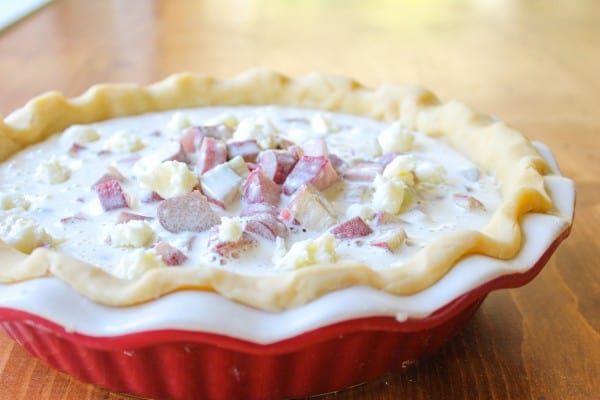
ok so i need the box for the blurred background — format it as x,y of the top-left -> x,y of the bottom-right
0,0 -> 598,181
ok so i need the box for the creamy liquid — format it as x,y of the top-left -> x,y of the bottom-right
0,106 -> 501,277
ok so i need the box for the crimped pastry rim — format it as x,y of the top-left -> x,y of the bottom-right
0,69 -> 556,311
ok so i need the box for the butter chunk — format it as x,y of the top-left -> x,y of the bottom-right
277,234 -> 337,270
233,117 -> 277,149
114,248 -> 165,280
345,203 -> 375,221
208,113 -> 239,129
378,122 -> 414,152
139,160 -> 198,199
166,112 -> 191,135
369,227 -> 407,253
372,175 -> 407,215
310,113 -> 338,133
63,125 -> 100,144
357,134 -> 382,158
382,154 -> 416,186
35,159 -> 71,184
218,217 -> 244,243
106,220 -> 155,248
414,161 -> 447,184
103,130 -> 144,153
0,193 -> 30,211
0,215 -> 53,253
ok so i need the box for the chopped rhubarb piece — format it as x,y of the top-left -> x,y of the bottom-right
92,166 -> 127,188
116,211 -> 152,224
207,228 -> 255,257
185,236 -> 197,251
242,169 -> 281,206
225,155 -> 250,177
282,184 -> 336,231
227,140 -> 261,162
60,213 -> 86,224
302,138 -> 328,157
244,213 -> 288,240
255,149 -> 299,185
282,156 -> 339,195
117,154 -> 141,166
200,164 -> 242,206
245,220 -> 275,240
279,208 -> 297,225
68,143 -> 86,156
343,162 -> 383,182
282,117 -> 309,124
195,137 -> 228,174
330,217 -> 373,239
95,179 -> 129,211
157,191 -> 219,233
376,153 -> 401,167
328,153 -> 346,170
155,242 -> 187,266
164,144 -> 191,164
240,202 -> 279,217
205,196 -> 226,210
402,205 -> 432,223
107,165 -> 127,180
275,137 -> 296,149
142,191 -> 164,203
453,193 -> 486,211
288,145 -> 304,160
180,128 -> 201,153
180,125 -> 230,153
369,228 -> 407,252
372,211 -> 402,226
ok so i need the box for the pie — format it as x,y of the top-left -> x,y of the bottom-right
0,69 -> 554,311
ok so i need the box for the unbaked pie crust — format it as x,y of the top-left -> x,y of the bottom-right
0,69 -> 552,311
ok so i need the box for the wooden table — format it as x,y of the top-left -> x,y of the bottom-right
0,1 -> 598,399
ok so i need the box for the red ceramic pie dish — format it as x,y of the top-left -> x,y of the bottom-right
0,234 -> 568,400
0,224 -> 572,399
0,124 -> 574,400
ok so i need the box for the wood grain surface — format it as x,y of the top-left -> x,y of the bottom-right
0,0 -> 598,399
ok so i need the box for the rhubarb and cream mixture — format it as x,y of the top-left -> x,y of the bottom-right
0,106 -> 501,279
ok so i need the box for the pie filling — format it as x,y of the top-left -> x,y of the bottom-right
0,106 -> 501,279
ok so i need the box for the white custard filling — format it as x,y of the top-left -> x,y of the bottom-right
0,106 -> 501,279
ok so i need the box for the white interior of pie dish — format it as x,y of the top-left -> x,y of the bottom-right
0,142 -> 574,344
